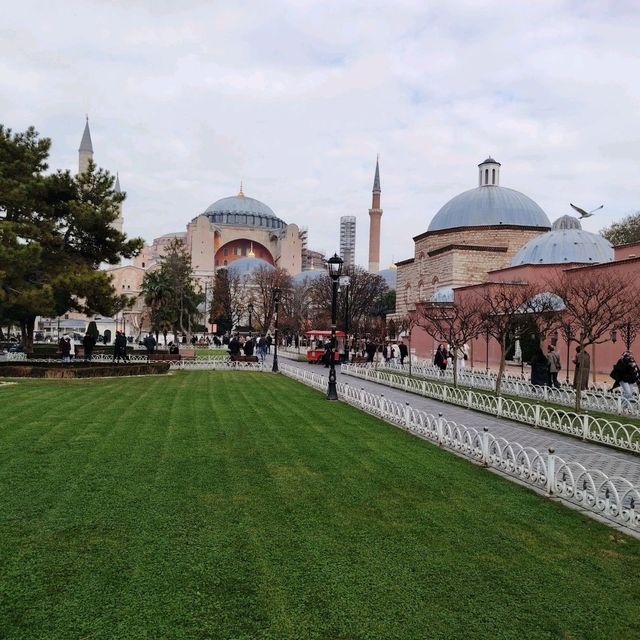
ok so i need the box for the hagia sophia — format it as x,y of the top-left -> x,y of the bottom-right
50,118 -> 640,378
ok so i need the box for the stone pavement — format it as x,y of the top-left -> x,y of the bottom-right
272,352 -> 640,486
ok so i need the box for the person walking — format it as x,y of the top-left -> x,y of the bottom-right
257,335 -> 267,362
82,331 -> 96,362
59,335 -> 71,363
572,346 -> 591,390
243,336 -> 254,357
610,352 -> 639,402
266,334 -> 272,354
398,341 -> 408,366
530,346 -> 550,386
143,333 -> 156,361
434,344 -> 448,372
229,334 -> 241,358
546,344 -> 561,388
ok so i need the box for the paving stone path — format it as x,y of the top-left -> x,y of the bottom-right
274,353 -> 640,486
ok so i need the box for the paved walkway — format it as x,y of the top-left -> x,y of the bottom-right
273,352 -> 640,486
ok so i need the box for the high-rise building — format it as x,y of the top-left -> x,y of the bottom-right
339,215 -> 356,269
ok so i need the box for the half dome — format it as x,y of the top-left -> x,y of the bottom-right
428,186 -> 550,232
227,257 -> 275,276
292,269 -> 325,285
511,216 -> 614,266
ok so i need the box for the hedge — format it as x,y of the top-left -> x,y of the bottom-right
0,362 -> 171,378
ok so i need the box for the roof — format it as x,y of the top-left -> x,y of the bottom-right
79,118 -> 93,153
373,156 -> 381,192
427,185 -> 550,232
226,257 -> 275,276
511,216 -> 614,266
292,269 -> 325,285
205,194 -> 286,229
478,157 -> 501,166
377,268 -> 396,288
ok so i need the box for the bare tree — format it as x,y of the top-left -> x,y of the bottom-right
478,282 -> 559,397
251,266 -> 291,333
416,293 -> 485,388
396,312 -> 418,376
309,266 -> 388,337
549,270 -> 637,412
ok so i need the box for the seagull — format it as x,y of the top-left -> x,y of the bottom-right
570,203 -> 604,219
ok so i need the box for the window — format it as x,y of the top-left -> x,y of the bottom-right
223,247 -> 228,256
492,168 -> 496,184
233,247 -> 239,256
485,168 -> 489,184
141,262 -> 145,268
241,246 -> 247,256
223,259 -> 227,266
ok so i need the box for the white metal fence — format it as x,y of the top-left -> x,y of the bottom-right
280,363 -> 640,534
341,364 -> 640,455
380,361 -> 637,417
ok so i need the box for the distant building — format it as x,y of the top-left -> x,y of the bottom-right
340,216 -> 356,269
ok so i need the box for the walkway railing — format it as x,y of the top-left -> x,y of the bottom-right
341,364 -> 640,455
280,363 -> 640,534
377,361 -> 635,417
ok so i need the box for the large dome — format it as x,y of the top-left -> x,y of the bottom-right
204,192 -> 286,229
428,186 -> 550,232
511,216 -> 614,266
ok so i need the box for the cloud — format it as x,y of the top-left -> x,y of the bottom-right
1,0 -> 639,269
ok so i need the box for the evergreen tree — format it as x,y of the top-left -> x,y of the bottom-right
0,125 -> 143,351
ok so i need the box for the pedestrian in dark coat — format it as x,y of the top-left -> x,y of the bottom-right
82,332 -> 96,361
365,341 -> 376,363
530,347 -> 550,386
398,341 -> 408,365
60,336 -> 72,363
434,345 -> 448,371
229,335 -> 241,356
243,337 -> 254,356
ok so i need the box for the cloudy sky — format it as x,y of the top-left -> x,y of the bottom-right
2,0 -> 639,268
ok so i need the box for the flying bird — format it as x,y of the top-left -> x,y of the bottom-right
570,203 -> 604,219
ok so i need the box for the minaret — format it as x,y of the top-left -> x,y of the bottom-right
368,156 -> 382,272
113,173 -> 124,234
78,116 -> 93,174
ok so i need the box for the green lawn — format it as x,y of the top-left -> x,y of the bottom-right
0,372 -> 639,640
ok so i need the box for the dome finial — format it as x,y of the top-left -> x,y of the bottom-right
238,180 -> 245,197
248,241 -> 255,257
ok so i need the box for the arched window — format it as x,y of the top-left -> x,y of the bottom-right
492,168 -> 496,184
485,168 -> 489,184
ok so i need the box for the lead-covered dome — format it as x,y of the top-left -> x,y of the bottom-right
227,257 -> 275,276
511,215 -> 614,266
427,158 -> 550,232
204,190 -> 286,229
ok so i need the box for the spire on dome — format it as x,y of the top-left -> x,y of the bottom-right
373,155 -> 381,193
79,116 -> 93,153
238,181 -> 245,197
248,241 -> 255,257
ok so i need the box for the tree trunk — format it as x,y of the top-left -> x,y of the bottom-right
20,316 -> 35,354
495,336 -> 507,397
574,342 -> 584,413
452,346 -> 459,388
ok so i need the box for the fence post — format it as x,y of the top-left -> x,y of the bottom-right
404,402 -> 411,430
534,404 -> 541,427
482,427 -> 490,466
437,413 -> 444,446
546,447 -> 556,495
442,385 -> 448,402
360,387 -> 365,409
467,390 -> 472,408
582,414 -> 590,441
497,396 -> 503,417
543,386 -> 548,402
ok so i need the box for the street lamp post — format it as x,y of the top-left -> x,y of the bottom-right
327,254 -> 343,400
248,302 -> 254,336
339,275 -> 351,363
271,289 -> 281,373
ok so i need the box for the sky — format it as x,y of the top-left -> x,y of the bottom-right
2,0 -> 640,268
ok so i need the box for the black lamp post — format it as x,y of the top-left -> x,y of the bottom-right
271,288 -> 281,373
340,275 -> 351,363
327,253 -> 343,400
247,302 -> 254,336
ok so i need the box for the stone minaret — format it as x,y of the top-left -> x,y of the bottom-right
78,116 -> 93,174
368,156 -> 382,272
113,173 -> 124,234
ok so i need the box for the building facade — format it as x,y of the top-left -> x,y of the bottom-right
340,216 -> 356,269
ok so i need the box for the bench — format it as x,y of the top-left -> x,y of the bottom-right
230,355 -> 259,363
351,355 -> 368,364
150,353 -> 182,362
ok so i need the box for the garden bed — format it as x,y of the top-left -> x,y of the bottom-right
0,361 -> 170,378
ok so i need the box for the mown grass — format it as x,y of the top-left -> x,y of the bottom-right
0,371 -> 639,639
